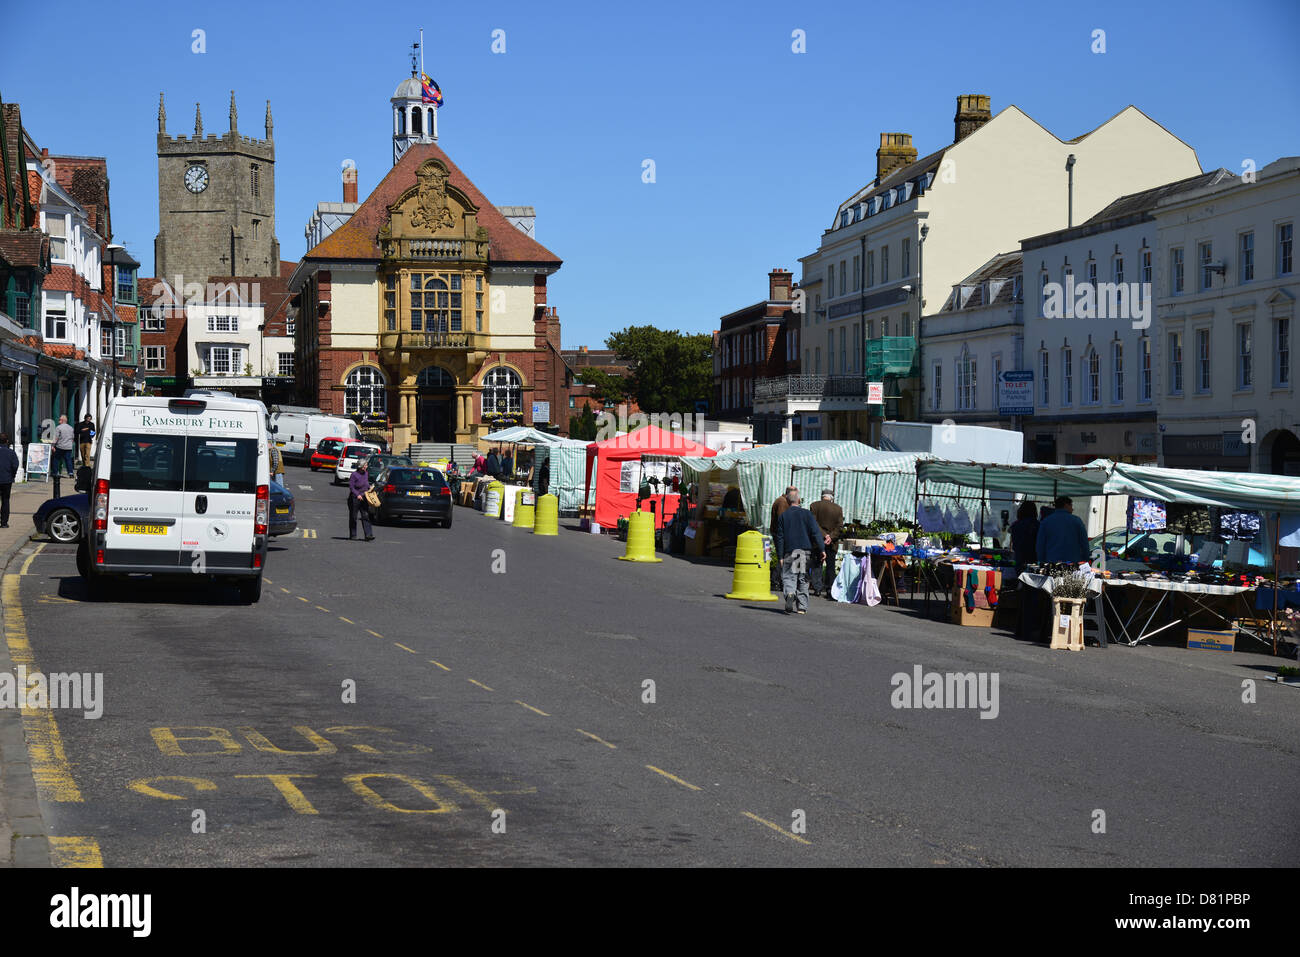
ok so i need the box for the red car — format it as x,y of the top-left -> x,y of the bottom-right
309,437 -> 348,471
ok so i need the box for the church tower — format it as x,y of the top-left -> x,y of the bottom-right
391,66 -> 439,165
155,91 -> 280,284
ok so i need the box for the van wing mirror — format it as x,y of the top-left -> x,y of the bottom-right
74,465 -> 93,494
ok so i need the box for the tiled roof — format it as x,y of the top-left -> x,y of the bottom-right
1083,169 -> 1234,225
204,274 -> 288,306
26,170 -> 42,217
940,251 -> 1022,312
279,259 -> 297,277
42,342 -> 84,360
0,230 -> 45,269
834,147 -> 947,225
303,143 -> 561,266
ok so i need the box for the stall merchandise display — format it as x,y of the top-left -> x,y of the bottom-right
1127,498 -> 1167,532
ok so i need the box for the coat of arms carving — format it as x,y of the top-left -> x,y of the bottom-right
409,161 -> 458,231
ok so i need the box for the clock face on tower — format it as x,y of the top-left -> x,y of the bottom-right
184,165 -> 209,193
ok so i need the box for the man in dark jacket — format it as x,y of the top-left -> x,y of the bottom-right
0,434 -> 20,529
484,448 -> 502,478
1036,495 -> 1089,563
769,485 -> 798,587
808,489 -> 843,598
774,489 -> 825,614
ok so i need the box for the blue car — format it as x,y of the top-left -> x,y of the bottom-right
269,479 -> 297,537
33,491 -> 90,543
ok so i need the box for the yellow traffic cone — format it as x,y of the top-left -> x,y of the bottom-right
617,511 -> 662,563
725,530 -> 779,601
512,489 -> 535,528
533,494 -> 559,535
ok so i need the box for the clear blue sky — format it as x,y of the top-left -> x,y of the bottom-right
4,0 -> 1297,349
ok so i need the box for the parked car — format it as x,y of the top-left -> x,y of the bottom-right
33,491 -> 90,543
269,480 -> 297,537
333,442 -> 383,485
371,467 -> 453,527
310,437 -> 348,472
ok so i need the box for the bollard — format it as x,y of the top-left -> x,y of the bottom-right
512,489 -> 535,529
617,511 -> 662,563
533,494 -> 559,536
483,481 -> 504,518
725,530 -> 779,601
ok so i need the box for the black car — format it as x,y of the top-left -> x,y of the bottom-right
269,479 -> 297,537
33,491 -> 90,543
372,467 -> 453,527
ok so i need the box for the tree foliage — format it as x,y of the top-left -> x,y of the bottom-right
604,325 -> 713,414
576,367 -> 628,405
568,405 -> 598,441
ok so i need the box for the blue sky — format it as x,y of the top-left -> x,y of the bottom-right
4,0 -> 1297,348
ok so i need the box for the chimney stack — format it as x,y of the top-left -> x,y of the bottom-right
954,94 -> 992,143
876,133 -> 918,182
343,163 -> 358,204
768,268 -> 792,301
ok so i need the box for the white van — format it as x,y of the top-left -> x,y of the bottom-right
77,395 -> 270,603
271,410 -> 363,462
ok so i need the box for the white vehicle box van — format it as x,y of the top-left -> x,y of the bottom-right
78,395 -> 270,603
271,411 -> 363,462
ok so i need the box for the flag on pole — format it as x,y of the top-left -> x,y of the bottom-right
421,74 -> 443,107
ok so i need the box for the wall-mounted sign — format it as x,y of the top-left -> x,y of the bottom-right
867,382 -> 884,404
998,370 -> 1035,416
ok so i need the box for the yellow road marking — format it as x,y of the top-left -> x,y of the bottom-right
742,811 -> 811,845
296,596 -> 310,603
234,773 -> 319,815
467,678 -> 494,692
339,616 -> 355,625
38,595 -> 76,604
19,543 -> 46,576
394,643 -> 416,654
264,577 -> 273,584
576,729 -> 617,749
49,836 -> 103,868
514,700 -> 550,717
2,574 -> 83,802
645,765 -> 701,791
429,660 -> 450,671
280,587 -> 290,593
314,605 -> 330,612
367,630 -> 383,639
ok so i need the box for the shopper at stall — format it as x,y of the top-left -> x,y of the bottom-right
1036,495 -> 1089,563
775,489 -> 825,615
769,485 -> 799,587
809,489 -> 843,598
485,448 -> 503,478
1010,501 -> 1040,572
472,451 -> 487,475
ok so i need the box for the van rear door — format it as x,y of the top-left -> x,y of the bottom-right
104,433 -> 185,560
180,429 -> 262,571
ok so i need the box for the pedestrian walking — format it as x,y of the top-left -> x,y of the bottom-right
53,415 -> 76,477
774,489 -> 824,614
347,460 -> 375,541
808,488 -> 844,598
0,433 -> 20,529
75,414 -> 95,467
769,485 -> 798,588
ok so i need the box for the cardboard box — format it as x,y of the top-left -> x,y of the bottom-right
951,604 -> 995,627
1188,628 -> 1236,652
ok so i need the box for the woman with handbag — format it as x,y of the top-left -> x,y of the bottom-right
347,460 -> 376,541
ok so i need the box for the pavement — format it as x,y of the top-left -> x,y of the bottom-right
0,477 -> 66,867
2,465 -> 1298,867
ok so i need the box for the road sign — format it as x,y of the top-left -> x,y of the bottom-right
867,382 -> 884,404
998,370 -> 1034,416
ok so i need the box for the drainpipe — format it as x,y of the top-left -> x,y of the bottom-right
1065,154 -> 1076,228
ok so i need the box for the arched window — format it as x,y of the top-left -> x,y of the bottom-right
411,107 -> 422,135
426,108 -> 434,133
345,365 -> 387,416
482,366 -> 522,415
397,109 -> 406,135
417,366 -> 455,388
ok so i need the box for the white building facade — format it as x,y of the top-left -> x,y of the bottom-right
1152,157 -> 1299,475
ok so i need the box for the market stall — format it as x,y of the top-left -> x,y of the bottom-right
584,426 -> 715,531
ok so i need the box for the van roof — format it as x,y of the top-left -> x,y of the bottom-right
108,395 -> 268,414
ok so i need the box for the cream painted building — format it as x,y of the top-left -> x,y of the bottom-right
783,94 -> 1204,444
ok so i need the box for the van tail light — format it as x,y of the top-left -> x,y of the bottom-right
94,478 -> 109,530
255,484 -> 269,535
95,549 -> 104,565
253,552 -> 262,569
304,432 -> 310,450
384,484 -> 396,494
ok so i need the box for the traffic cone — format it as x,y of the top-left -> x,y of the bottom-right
512,489 -> 535,529
617,511 -> 662,563
533,494 -> 558,536
725,530 -> 778,601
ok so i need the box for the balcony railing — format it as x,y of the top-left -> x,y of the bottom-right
753,374 -> 868,400
380,238 -> 488,261
380,331 -> 484,351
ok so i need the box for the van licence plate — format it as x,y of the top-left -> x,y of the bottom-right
122,524 -> 167,535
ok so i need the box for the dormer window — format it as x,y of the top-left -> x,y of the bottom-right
115,266 -> 137,304
959,285 -> 976,308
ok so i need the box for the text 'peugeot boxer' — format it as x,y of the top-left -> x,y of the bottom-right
78,395 -> 270,603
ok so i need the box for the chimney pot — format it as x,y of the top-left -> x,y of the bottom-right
954,94 -> 992,143
342,164 -> 358,204
876,133 -> 918,182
